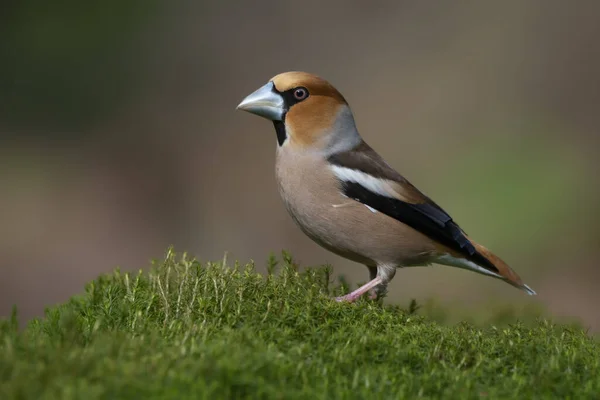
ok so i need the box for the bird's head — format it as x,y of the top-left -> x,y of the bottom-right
237,71 -> 361,153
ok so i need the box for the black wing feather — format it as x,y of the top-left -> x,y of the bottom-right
341,181 -> 498,272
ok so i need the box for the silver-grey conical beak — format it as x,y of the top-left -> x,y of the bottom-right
236,81 -> 284,121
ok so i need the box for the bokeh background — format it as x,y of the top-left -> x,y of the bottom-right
2,1 -> 599,330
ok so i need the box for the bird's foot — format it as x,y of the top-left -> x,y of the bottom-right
334,276 -> 383,303
335,293 -> 361,303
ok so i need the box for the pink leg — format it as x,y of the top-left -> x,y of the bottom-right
335,276 -> 383,303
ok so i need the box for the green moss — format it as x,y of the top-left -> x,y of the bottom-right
1,248 -> 598,399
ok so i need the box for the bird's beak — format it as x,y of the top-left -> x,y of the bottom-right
236,81 -> 284,121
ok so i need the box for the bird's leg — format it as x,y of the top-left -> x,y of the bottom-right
367,266 -> 379,300
335,276 -> 383,303
369,265 -> 397,301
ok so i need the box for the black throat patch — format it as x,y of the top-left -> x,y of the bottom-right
273,120 -> 286,146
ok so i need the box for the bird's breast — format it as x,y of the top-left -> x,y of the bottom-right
274,150 -> 338,232
274,150 -> 360,257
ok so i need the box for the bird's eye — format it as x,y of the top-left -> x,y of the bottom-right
293,87 -> 308,101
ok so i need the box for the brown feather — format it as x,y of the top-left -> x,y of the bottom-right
285,97 -> 342,148
271,71 -> 347,102
434,237 -> 529,293
467,238 -> 526,288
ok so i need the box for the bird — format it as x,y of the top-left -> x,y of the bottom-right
236,71 -> 536,302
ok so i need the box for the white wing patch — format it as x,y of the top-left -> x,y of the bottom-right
331,201 -> 378,213
330,165 -> 408,201
331,202 -> 353,209
364,204 -> 378,213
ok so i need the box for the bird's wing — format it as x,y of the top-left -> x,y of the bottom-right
327,141 -> 498,274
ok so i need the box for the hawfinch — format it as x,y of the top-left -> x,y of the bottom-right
236,71 -> 536,302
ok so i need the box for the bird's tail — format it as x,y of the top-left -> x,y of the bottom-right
469,240 -> 537,296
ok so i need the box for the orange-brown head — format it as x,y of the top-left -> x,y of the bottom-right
237,72 -> 361,152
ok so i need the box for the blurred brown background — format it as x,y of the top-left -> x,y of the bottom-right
1,1 -> 599,330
